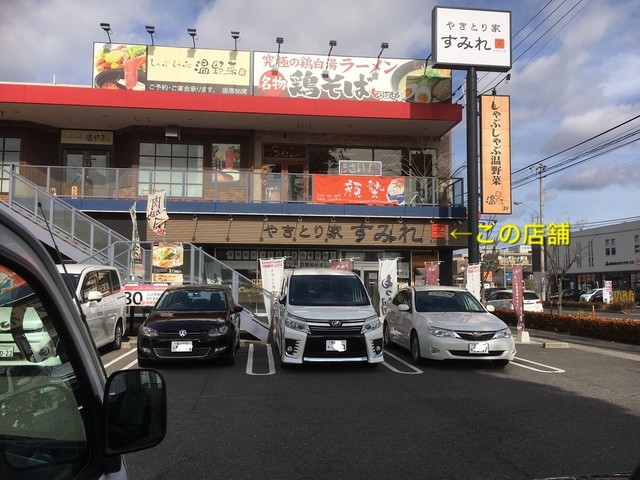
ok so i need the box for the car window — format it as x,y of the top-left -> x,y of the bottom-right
0,262 -> 94,477
288,274 -> 369,306
155,289 -> 228,311
523,292 -> 540,300
415,290 -> 485,313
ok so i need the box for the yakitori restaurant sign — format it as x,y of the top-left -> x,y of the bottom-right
92,43 -> 251,94
432,6 -> 512,72
253,51 -> 451,103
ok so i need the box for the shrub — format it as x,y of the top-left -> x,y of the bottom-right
493,308 -> 640,346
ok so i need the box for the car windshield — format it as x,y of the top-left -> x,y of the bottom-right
414,290 -> 486,313
523,292 -> 540,301
155,289 -> 228,311
288,274 -> 369,306
585,289 -> 599,294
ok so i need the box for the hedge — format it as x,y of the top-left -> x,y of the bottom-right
492,308 -> 640,346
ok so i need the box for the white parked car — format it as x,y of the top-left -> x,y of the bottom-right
56,264 -> 127,350
384,286 -> 516,366
485,289 -> 544,312
579,288 -> 603,302
275,268 -> 383,366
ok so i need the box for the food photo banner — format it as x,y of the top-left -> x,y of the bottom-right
93,43 -> 251,94
253,52 -> 451,103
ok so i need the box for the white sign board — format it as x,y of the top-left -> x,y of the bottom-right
432,6 -> 512,72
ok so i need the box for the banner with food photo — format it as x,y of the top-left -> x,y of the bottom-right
212,144 -> 241,182
151,242 -> 184,284
253,52 -> 451,103
313,175 -> 406,205
93,43 -> 148,90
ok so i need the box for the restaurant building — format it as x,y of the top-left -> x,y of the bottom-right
0,41 -> 467,299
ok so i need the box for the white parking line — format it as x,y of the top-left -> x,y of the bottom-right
382,351 -> 423,374
246,343 -> 276,375
103,348 -> 137,368
511,356 -> 565,373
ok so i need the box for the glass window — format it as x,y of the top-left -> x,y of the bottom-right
137,142 -> 204,198
0,263 -> 92,476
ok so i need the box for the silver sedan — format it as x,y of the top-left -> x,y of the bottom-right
383,285 -> 516,366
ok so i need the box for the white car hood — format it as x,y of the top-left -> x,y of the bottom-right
286,305 -> 376,321
417,311 -> 508,331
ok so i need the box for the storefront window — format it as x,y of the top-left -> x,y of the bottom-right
0,137 -> 21,193
138,143 -> 203,197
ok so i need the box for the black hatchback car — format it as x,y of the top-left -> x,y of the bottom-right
137,285 -> 243,366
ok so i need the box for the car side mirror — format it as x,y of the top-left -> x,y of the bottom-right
398,304 -> 410,312
104,369 -> 167,455
87,291 -> 103,302
234,305 -> 244,313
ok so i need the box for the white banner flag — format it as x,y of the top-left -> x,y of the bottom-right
465,263 -> 481,301
378,259 -> 397,319
146,190 -> 169,236
260,258 -> 285,324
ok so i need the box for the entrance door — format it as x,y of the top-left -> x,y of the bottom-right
64,150 -> 110,196
263,161 -> 308,202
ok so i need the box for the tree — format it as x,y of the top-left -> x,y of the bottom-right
545,243 -> 587,314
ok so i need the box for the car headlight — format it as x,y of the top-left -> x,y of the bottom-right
208,325 -> 230,337
493,328 -> 512,339
361,315 -> 381,334
284,313 -> 310,334
428,325 -> 454,338
141,326 -> 158,338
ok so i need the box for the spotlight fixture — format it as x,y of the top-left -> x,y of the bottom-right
373,42 -> 389,79
231,31 -> 240,50
100,22 -> 112,43
145,25 -> 156,46
323,40 -> 337,79
490,73 -> 512,95
187,28 -> 197,48
273,37 -> 284,73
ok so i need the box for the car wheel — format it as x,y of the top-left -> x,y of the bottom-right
222,341 -> 236,366
409,331 -> 422,365
112,321 -> 123,351
383,322 -> 392,348
137,356 -> 152,368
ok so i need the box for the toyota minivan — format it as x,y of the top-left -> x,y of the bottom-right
274,268 -> 383,366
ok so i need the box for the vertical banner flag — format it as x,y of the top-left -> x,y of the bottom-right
129,202 -> 144,278
146,190 -> 169,237
424,262 -> 440,286
465,263 -> 481,301
260,257 -> 285,325
511,264 -> 524,331
329,259 -> 353,271
378,259 -> 397,319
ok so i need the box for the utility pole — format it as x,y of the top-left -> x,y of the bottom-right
537,164 -> 546,300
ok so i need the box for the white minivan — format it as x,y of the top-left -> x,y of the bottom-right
56,264 -> 127,350
274,267 -> 384,366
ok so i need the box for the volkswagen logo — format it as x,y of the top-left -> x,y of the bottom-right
178,329 -> 188,337
330,320 -> 342,327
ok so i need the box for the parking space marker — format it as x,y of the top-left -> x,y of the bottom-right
511,356 -> 565,373
246,343 -> 276,375
382,351 -> 423,374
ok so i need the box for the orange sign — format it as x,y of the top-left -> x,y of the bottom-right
480,95 -> 511,214
313,175 -> 406,205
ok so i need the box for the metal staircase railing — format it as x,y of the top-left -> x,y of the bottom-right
0,167 -> 271,341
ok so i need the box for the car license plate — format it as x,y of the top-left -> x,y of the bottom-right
326,340 -> 347,352
171,341 -> 193,352
0,345 -> 14,358
468,342 -> 489,354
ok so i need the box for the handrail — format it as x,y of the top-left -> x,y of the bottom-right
13,165 -> 465,207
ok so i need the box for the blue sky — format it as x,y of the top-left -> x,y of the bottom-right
1,0 -> 639,232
